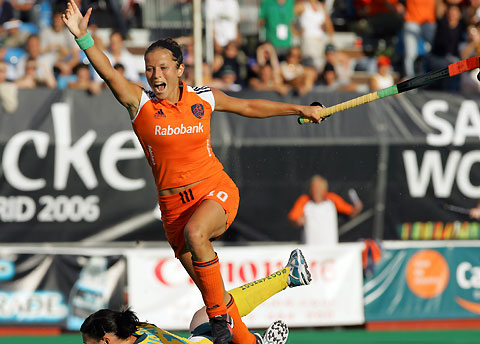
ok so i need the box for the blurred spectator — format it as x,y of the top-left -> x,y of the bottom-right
211,41 -> 247,86
68,62 -> 101,94
248,42 -> 289,94
460,24 -> 480,59
317,62 -> 339,90
219,65 -> 242,91
294,0 -> 335,71
0,0 -> 15,28
279,46 -> 317,95
429,3 -> 465,90
10,0 -> 36,23
0,60 -> 18,113
15,34 -> 54,81
459,23 -> 480,92
248,42 -> 281,78
317,61 -> 356,91
288,175 -> 363,246
176,35 -> 194,68
221,41 -> 247,84
443,0 -> 467,7
369,55 -> 395,91
205,0 -> 241,53
185,60 -> 214,86
354,0 -> 403,39
249,63 -> 290,95
258,0 -> 296,58
211,51 -> 224,79
40,8 -> 79,77
15,56 -> 56,88
210,64 -> 242,91
2,19 -> 29,48
354,0 -> 403,64
202,61 -> 213,85
87,23 -> 105,52
466,0 -> 480,25
78,0 -> 129,38
122,0 -> 142,28
324,43 -> 356,89
95,31 -> 140,83
398,0 -> 438,78
114,61 -> 145,87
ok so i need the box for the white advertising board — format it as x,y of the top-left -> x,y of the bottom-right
126,244 -> 364,330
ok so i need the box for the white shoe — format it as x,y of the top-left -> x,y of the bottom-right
254,320 -> 289,344
286,248 -> 312,287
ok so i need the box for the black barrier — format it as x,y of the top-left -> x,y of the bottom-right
0,90 -> 162,242
222,145 -> 378,242
1,89 -> 480,242
0,252 -> 126,329
386,145 -> 480,240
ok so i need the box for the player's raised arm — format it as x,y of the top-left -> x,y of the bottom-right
62,0 -> 141,117
211,88 -> 323,122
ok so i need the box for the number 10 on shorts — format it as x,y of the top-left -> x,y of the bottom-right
207,190 -> 228,202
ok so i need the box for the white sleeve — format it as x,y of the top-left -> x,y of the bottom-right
132,89 -> 151,122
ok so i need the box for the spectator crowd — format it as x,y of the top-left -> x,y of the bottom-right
0,0 -> 480,114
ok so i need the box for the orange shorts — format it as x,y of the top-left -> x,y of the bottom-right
158,170 -> 240,258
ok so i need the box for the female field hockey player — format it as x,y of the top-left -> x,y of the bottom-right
80,249 -> 311,344
62,2 -> 320,343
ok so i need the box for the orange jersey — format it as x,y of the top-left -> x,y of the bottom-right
131,81 -> 224,191
288,192 -> 354,221
404,0 -> 436,24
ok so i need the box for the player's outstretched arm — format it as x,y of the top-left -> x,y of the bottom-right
211,88 -> 323,122
62,0 -> 141,117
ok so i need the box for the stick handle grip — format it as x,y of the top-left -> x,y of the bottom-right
298,91 -> 380,124
297,57 -> 480,125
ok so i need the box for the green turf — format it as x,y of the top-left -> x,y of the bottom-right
1,329 -> 480,344
287,329 -> 480,344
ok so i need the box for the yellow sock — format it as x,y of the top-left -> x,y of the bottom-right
228,267 -> 289,317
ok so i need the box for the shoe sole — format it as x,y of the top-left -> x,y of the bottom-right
263,320 -> 289,344
288,249 -> 312,286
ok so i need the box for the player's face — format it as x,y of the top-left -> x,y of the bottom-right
82,333 -> 124,344
310,178 -> 327,203
145,48 -> 184,101
81,334 -> 102,344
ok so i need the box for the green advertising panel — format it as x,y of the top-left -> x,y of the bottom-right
364,245 -> 480,320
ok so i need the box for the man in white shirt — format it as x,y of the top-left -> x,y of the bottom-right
94,31 -> 140,83
205,0 -> 241,51
288,175 -> 363,246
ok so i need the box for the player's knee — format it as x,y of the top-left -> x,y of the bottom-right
184,223 -> 209,249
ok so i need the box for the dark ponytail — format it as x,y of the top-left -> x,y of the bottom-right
80,309 -> 140,340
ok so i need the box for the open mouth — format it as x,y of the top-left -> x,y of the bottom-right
154,82 -> 166,93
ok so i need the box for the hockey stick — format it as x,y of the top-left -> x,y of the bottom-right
443,203 -> 471,215
298,56 -> 480,124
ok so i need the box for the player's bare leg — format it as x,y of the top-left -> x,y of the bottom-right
182,200 -> 256,344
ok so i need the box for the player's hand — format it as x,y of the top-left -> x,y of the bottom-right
298,102 -> 326,123
296,216 -> 305,227
62,0 -> 92,39
355,200 -> 363,212
470,207 -> 480,219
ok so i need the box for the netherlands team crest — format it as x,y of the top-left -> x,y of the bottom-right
191,103 -> 204,119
